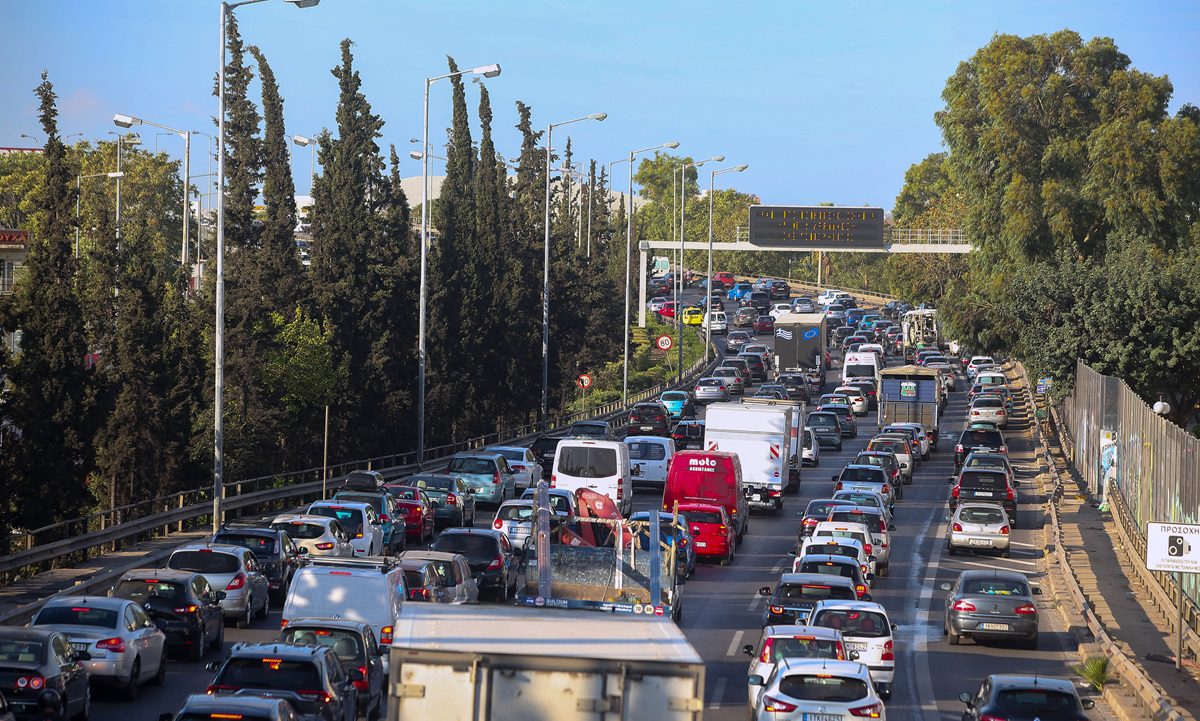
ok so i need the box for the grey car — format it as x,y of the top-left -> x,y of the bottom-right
943,569 -> 1040,648
693,377 -> 731,404
807,412 -> 843,451
712,367 -> 745,395
408,473 -> 478,528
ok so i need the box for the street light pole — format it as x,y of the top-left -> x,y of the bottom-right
418,63 -> 501,460
676,156 -> 723,381
706,164 -> 748,363
114,114 -> 192,266
542,112 -> 606,430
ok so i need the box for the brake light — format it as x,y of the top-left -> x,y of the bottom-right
616,483 -> 624,500
849,701 -> 883,717
759,637 -> 774,662
206,684 -> 239,694
174,605 -> 199,614
971,411 -> 980,416
834,482 -> 843,491
225,573 -> 246,591
511,464 -> 525,472
803,517 -> 818,527
951,485 -> 960,499
15,674 -> 46,690
763,695 -> 798,713
315,542 -> 334,550
1006,485 -> 1015,501
355,532 -> 363,539
549,474 -> 556,487
493,519 -> 503,530
953,522 -> 963,532
486,556 -> 504,571
881,638 -> 894,661
863,543 -> 872,555
97,633 -> 125,652
951,600 -> 977,612
855,584 -> 867,598
997,409 -> 1005,415
999,445 -> 1008,454
379,515 -> 389,522
298,690 -> 333,704
379,625 -> 393,644
769,605 -> 785,614
280,619 -> 289,628
353,665 -> 369,692
956,444 -> 964,453
881,484 -> 890,495
446,493 -> 458,505
1015,603 -> 1037,615
1000,525 -> 1010,535
979,715 -> 1008,721
491,472 -> 500,484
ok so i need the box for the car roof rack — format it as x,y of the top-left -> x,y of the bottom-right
300,556 -> 400,571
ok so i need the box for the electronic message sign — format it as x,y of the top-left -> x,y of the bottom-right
748,206 -> 885,249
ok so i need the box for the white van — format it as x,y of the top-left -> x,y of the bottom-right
280,557 -> 406,672
704,311 -> 728,334
625,436 -> 675,487
842,351 -> 881,387
551,439 -> 632,516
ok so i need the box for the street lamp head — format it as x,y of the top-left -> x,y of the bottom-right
472,63 -> 502,78
736,164 -> 749,172
711,155 -> 726,163
283,0 -> 320,8
588,113 -> 608,122
112,113 -> 138,129
409,150 -> 423,161
664,141 -> 680,149
292,134 -> 314,147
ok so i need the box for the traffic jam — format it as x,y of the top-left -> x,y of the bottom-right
0,277 -> 1098,721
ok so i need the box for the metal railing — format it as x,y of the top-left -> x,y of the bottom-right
1,336 -> 719,581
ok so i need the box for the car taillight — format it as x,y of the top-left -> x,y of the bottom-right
881,638 -> 894,661
616,484 -> 623,500
174,604 -> 199,614
379,515 -> 389,522
549,474 -> 556,487
1006,486 -> 1015,501
834,482 -> 843,491
881,484 -> 890,495
225,573 -> 247,591
863,543 -> 872,555
379,625 -> 393,644
951,600 -> 977,612
353,666 -> 369,692
511,464 -> 525,472
298,690 -> 333,704
280,619 -> 289,628
769,605 -> 785,614
997,409 -> 1005,415
759,637 -> 775,662
956,444 -> 964,453
979,715 -> 1008,721
207,684 -> 239,694
315,542 -> 334,550
15,675 -> 46,690
493,519 -> 503,530
971,411 -> 980,416
803,518 -> 818,527
1000,525 -> 1010,535
953,522 -> 963,532
768,489 -> 781,497
855,584 -> 867,598
97,637 -> 126,653
491,472 -> 500,484
849,701 -> 883,718
486,556 -> 503,570
1015,603 -> 1038,615
446,493 -> 458,505
763,695 -> 798,713
1000,445 -> 1008,454
878,520 -> 887,532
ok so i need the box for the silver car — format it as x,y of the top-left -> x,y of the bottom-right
693,376 -> 731,404
167,544 -> 271,627
271,513 -> 355,558
946,502 -> 1012,556
969,395 -> 1009,429
399,550 -> 480,604
484,445 -> 543,491
492,500 -> 535,551
32,596 -> 166,698
944,569 -> 1040,648
712,367 -> 745,395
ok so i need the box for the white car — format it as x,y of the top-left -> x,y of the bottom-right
306,500 -> 385,557
769,302 -> 793,320
748,658 -> 886,720
742,625 -> 849,710
824,506 -> 893,574
271,513 -> 355,558
946,502 -> 1012,556
484,445 -> 543,491
831,489 -> 891,525
32,596 -> 167,699
796,535 -> 877,578
883,423 -> 931,458
966,355 -> 995,380
647,296 -> 667,313
834,385 -> 868,416
704,311 -> 728,334
801,428 -> 820,467
809,600 -> 897,700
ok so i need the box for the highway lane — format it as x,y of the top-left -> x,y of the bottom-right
85,287 -> 1099,721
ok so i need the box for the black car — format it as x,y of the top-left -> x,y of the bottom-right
794,554 -> 872,598
212,524 -> 303,605
768,280 -> 790,299
670,420 -> 705,450
745,291 -> 771,312
949,468 -> 1019,519
954,425 -> 1009,469
206,643 -> 357,721
0,628 -> 91,721
776,373 -> 811,402
628,403 -> 671,436
737,353 -> 768,382
959,674 -> 1094,721
832,325 -> 856,344
430,528 -> 519,601
725,330 -> 752,353
112,569 -> 226,660
529,435 -> 564,469
567,420 -> 616,440
798,498 -> 842,539
758,573 -> 859,626
807,412 -> 843,451
279,620 -> 385,721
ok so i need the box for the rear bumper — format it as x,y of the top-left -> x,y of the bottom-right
949,612 -> 1037,639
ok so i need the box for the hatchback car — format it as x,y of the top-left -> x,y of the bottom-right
809,600 -> 897,699
738,352 -> 769,381
792,555 -> 872,600
445,452 -> 518,506
677,503 -> 736,565
777,373 -> 811,402
430,528 -> 519,601
491,500 -> 537,552
270,514 -> 355,558
947,503 -> 1013,556
742,625 -> 850,709
959,674 -> 1095,720
725,330 -> 752,352
806,412 -> 843,451
483,445 -> 543,491
821,403 -> 858,438
306,501 -> 385,557
111,569 -> 225,660
381,486 -> 437,543
833,385 -> 868,416
277,619 -> 384,721
853,451 -> 902,489
398,550 -> 480,604
943,569 -> 1040,648
167,544 -> 271,628
0,628 -> 91,721
693,377 -> 730,404
407,473 -> 478,528
747,658 -> 884,721
628,402 -> 671,436
712,367 -> 745,395
205,642 -> 357,721
212,524 -> 305,603
658,391 -> 695,420
32,597 -> 166,699
752,315 -> 775,335
831,465 -> 896,507
796,536 -> 876,578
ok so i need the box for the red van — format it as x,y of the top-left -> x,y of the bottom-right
662,451 -> 748,540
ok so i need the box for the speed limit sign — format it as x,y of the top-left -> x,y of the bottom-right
655,334 -> 673,351
576,374 -> 593,390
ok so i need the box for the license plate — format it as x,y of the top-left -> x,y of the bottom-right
973,491 -> 993,497
803,714 -> 841,721
71,642 -> 90,652
978,623 -> 1009,631
752,494 -> 762,501
640,425 -> 653,431
969,538 -> 991,546
695,541 -> 707,548
845,641 -> 868,651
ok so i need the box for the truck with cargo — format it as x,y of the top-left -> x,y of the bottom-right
901,307 -> 941,362
773,312 -> 828,389
703,401 -> 793,511
387,604 -> 705,721
741,396 -> 805,492
878,365 -> 941,446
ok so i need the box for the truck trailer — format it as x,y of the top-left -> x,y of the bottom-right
703,401 -> 793,511
878,365 -> 941,447
773,312 -> 828,388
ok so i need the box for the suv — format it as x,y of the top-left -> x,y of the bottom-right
768,280 -> 790,299
112,568 -> 226,660
949,468 -> 1020,520
431,528 -> 519,601
567,420 -> 616,440
529,435 -> 564,470
628,402 -> 671,436
954,425 -> 1009,470
212,524 -> 305,604
277,619 -> 384,721
205,643 -> 358,721
167,543 -> 271,628
737,352 -> 768,382
670,420 -> 705,450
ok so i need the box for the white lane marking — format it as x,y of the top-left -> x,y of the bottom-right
952,557 -> 1037,570
747,594 -> 764,613
904,497 -> 947,721
1009,540 -> 1040,548
707,676 -> 728,708
771,559 -> 786,574
726,630 -> 745,657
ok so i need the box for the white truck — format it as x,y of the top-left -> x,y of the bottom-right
387,604 -> 705,721
703,401 -> 793,512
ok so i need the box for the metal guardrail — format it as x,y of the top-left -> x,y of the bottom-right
1,338 -> 718,582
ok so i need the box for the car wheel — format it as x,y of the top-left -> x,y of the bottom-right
151,654 -> 167,686
835,443 -> 843,452
236,601 -> 251,629
1001,548 -> 1011,558
947,542 -> 957,556
947,624 -> 961,646
880,563 -> 889,577
121,658 -> 140,701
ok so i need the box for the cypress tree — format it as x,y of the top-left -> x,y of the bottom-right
217,14 -> 261,253
0,73 -> 92,533
471,85 -> 506,428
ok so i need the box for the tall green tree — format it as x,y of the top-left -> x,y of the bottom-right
0,73 -> 92,536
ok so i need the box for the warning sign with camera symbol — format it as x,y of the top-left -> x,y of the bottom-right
1146,522 -> 1200,573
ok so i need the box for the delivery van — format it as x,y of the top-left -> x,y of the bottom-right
843,351 -> 881,387
662,450 -> 748,540
551,439 -> 633,516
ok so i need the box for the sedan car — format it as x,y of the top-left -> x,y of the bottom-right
483,445 -> 543,491
111,569 -> 225,661
969,395 -> 1009,429
693,377 -> 730,404
712,367 -> 745,395
725,329 -> 752,353
381,485 -> 437,543
0,628 -> 92,720
31,597 -> 166,699
747,658 -> 884,721
959,674 -> 1095,721
947,503 -> 1012,557
742,625 -> 850,710
408,473 -> 478,528
943,569 -> 1040,648
752,315 -> 775,335
163,694 -> 302,721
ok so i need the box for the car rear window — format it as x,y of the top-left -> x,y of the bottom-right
965,458 -> 1007,473
283,627 -> 364,662
804,500 -> 839,518
219,658 -> 321,689
995,690 -> 1078,714
806,543 -> 858,559
777,674 -> 869,702
959,507 -> 1006,524
808,414 -> 838,429
799,561 -> 855,579
448,458 -> 494,475
556,446 -> 618,477
412,476 -> 455,492
308,507 -> 364,536
812,609 -> 890,638
959,472 -> 1007,489
432,534 -> 499,559
833,493 -> 882,509
869,440 -> 903,454
212,533 -> 277,556
498,505 -> 534,521
661,392 -> 687,401
973,397 -> 1004,408
273,521 -> 328,540
114,579 -> 187,603
35,605 -> 120,628
685,509 -> 723,524
169,550 -> 240,574
627,442 -> 667,461
963,578 -> 1029,596
839,468 -> 885,483
697,378 -> 723,387
778,583 -> 855,601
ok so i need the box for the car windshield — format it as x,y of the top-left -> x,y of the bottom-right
169,550 -> 240,574
778,583 -> 854,601
627,442 -> 667,461
213,533 -> 276,556
282,627 -> 364,662
808,414 -> 838,429
498,505 -> 534,521
661,392 -> 687,402
35,605 -> 120,628
813,609 -> 890,638
959,507 -> 1006,524
778,674 -> 869,702
308,507 -> 365,536
448,458 -> 494,475
114,579 -> 187,603
0,640 -> 45,664
556,446 -> 617,477
273,521 -> 328,540
959,472 -> 1007,489
963,578 -> 1030,596
995,690 -> 1078,715
432,534 -> 498,560
219,658 -> 321,689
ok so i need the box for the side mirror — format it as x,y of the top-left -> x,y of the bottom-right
958,692 -> 973,705
830,475 -> 838,483
1081,699 -> 1095,710
205,661 -> 221,672
891,623 -> 899,631
1012,480 -> 1022,487
947,476 -> 956,484
939,582 -> 953,592
758,586 -> 773,597
888,523 -> 896,531
1032,586 -> 1043,595
747,674 -> 765,687
741,644 -> 755,657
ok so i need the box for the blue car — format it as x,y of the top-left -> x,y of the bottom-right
630,511 -> 696,580
446,452 -> 517,506
726,282 -> 753,301
331,489 -> 405,553
658,390 -> 695,420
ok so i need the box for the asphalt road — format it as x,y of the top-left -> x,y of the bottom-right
87,287 -> 1093,721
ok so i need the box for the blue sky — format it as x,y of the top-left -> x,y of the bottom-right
4,0 -> 1198,211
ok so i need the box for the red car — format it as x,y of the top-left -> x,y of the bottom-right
678,502 -> 736,565
752,315 -> 774,335
383,485 -> 436,543
659,301 -> 678,319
